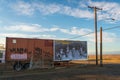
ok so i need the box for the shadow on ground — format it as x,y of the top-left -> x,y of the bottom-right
0,64 -> 120,80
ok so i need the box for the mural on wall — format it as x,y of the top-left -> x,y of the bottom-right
54,40 -> 88,61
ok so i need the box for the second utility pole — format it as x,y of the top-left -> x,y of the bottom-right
88,6 -> 102,65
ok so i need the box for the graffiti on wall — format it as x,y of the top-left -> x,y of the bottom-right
10,48 -> 28,53
9,47 -> 52,60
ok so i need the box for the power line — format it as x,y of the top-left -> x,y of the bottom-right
68,26 -> 120,39
103,26 -> 120,31
69,31 -> 94,39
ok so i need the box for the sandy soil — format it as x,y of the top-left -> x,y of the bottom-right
0,54 -> 120,80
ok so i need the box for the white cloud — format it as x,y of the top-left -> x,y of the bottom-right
33,3 -> 61,15
1,23 -> 118,43
86,31 -> 117,43
61,6 -> 93,18
11,1 -> 93,19
38,34 -> 56,39
4,24 -> 41,32
9,0 -> 120,21
60,27 -> 92,35
49,27 -> 59,31
102,32 -> 117,42
4,24 -> 60,32
83,0 -> 120,21
34,2 -> 93,18
0,33 -> 29,38
0,33 -> 56,44
12,1 -> 34,15
59,28 -> 69,34
0,38 -> 5,45
59,27 -> 117,43
3,24 -> 92,35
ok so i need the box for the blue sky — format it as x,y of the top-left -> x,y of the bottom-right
0,0 -> 120,54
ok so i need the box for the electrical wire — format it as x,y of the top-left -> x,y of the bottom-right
103,26 -> 120,31
69,31 -> 94,39
68,26 -> 120,39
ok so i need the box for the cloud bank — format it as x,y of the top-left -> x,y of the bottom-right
11,0 -> 120,21
1,23 -> 117,43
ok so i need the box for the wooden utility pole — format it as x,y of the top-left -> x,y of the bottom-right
100,27 -> 103,67
88,6 -> 102,65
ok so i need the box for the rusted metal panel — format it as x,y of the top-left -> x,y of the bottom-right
6,37 -> 88,68
6,37 -> 53,63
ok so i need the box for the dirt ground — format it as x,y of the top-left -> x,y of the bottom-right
0,55 -> 120,80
